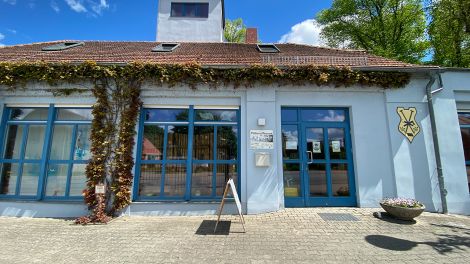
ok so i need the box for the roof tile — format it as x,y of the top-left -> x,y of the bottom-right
0,41 -> 431,68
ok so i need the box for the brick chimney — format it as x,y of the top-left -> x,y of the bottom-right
246,28 -> 258,44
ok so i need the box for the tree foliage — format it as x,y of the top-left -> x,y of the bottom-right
224,18 -> 247,43
428,0 -> 470,67
317,0 -> 428,63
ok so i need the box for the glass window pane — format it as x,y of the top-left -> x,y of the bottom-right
195,110 -> 237,122
309,163 -> 327,197
0,163 -> 19,195
74,125 -> 91,160
192,163 -> 213,197
139,164 -> 162,197
142,125 -> 164,161
24,125 -> 45,160
217,126 -> 238,160
193,126 -> 214,160
282,125 -> 299,160
306,128 -> 325,160
461,128 -> 470,161
164,164 -> 186,197
171,3 -> 183,17
3,125 -> 24,159
185,3 -> 197,17
281,109 -> 297,122
19,163 -> 40,195
197,3 -> 209,17
216,164 -> 237,196
459,113 -> 470,125
10,108 -> 49,121
45,164 -> 68,197
57,109 -> 92,121
283,163 -> 301,197
50,126 -> 73,160
467,165 -> 470,193
328,128 -> 346,160
301,109 -> 345,122
167,126 -> 188,160
69,164 -> 87,196
145,109 -> 188,122
332,164 -> 349,197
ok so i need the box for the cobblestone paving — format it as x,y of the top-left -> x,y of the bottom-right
0,208 -> 469,264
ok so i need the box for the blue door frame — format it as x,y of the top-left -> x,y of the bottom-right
283,107 -> 357,207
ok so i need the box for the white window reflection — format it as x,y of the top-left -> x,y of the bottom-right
301,110 -> 345,122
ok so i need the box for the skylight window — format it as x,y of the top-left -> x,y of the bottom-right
152,43 -> 180,52
42,42 -> 85,51
257,44 -> 280,53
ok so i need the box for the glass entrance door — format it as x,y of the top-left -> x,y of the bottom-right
282,108 -> 356,207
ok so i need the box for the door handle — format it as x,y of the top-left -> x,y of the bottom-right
306,151 -> 313,164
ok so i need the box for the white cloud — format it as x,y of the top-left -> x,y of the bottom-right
7,28 -> 17,34
51,0 -> 60,12
65,0 -> 87,13
90,0 -> 109,15
64,0 -> 109,15
2,0 -> 17,5
279,19 -> 327,47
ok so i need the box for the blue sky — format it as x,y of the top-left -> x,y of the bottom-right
0,0 -> 332,46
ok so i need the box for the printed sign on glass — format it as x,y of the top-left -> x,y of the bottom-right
286,141 -> 298,150
331,141 -> 341,153
312,141 -> 321,153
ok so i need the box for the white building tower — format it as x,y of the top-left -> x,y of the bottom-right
156,0 -> 225,42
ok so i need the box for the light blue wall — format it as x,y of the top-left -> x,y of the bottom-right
1,72 -> 470,217
385,72 -> 470,215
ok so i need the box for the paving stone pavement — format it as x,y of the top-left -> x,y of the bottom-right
0,208 -> 469,264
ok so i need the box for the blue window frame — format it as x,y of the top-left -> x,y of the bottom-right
171,2 -> 209,18
0,106 -> 91,201
134,107 -> 240,201
458,112 -> 470,193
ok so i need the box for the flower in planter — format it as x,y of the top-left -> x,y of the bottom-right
380,197 -> 424,208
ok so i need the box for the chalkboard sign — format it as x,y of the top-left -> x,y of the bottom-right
214,178 -> 245,233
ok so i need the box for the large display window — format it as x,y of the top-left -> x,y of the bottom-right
134,106 -> 240,201
0,106 -> 91,200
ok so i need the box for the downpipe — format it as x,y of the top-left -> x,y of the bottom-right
425,73 -> 448,214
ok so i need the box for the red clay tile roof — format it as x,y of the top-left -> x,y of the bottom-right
0,41 -> 432,68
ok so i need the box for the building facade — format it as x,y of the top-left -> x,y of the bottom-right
0,1 -> 469,217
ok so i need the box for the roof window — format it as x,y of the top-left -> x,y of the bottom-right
257,44 -> 280,53
42,42 -> 85,51
152,43 -> 180,52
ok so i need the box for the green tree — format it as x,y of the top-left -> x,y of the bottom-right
317,0 -> 428,63
428,0 -> 470,67
224,18 -> 247,43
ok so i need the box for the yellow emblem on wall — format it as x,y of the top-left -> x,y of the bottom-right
397,107 -> 420,143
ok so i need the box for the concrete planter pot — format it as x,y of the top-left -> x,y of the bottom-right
379,202 -> 425,221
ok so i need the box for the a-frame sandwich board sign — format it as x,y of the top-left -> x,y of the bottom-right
214,178 -> 245,233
